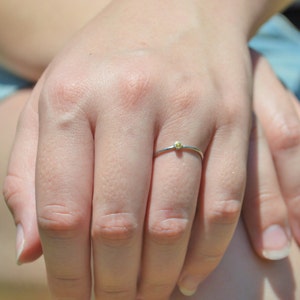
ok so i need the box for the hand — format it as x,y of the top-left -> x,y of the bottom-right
3,1 -> 254,298
243,52 -> 300,259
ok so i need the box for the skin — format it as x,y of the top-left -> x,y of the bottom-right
0,90 -> 48,299
1,0 -> 300,299
0,0 -> 111,80
1,55 -> 300,300
0,0 -> 294,79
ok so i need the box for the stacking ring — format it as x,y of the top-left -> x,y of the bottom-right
155,141 -> 204,160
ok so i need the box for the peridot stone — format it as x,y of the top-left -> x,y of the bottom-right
174,141 -> 183,150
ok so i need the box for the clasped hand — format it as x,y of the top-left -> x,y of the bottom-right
3,1 -> 300,299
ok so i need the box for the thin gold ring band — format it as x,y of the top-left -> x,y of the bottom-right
155,141 -> 204,160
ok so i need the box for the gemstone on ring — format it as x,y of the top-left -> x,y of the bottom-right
154,141 -> 204,160
174,141 -> 183,150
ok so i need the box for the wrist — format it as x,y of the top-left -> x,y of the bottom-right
97,0 -> 294,45
246,0 -> 295,37
193,0 -> 295,39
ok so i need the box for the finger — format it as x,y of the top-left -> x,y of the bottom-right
3,82 -> 43,264
290,92 -> 300,117
178,113 -> 249,296
92,108 -> 154,299
253,56 -> 300,243
139,138 -> 204,298
243,116 -> 291,260
36,81 -> 94,299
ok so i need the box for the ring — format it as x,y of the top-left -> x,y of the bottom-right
155,141 -> 204,160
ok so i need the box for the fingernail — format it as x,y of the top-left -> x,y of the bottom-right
178,277 -> 198,296
262,224 -> 291,260
16,224 -> 25,264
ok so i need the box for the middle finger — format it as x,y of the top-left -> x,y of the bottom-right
92,109 -> 154,299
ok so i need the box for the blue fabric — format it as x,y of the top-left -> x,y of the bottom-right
0,67 -> 31,101
250,14 -> 300,99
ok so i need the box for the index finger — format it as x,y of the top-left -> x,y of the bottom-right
36,83 -> 94,299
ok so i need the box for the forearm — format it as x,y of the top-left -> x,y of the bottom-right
0,0 -> 111,80
244,0 -> 296,36
101,0 -> 295,45
0,0 -> 294,81
192,0 -> 295,39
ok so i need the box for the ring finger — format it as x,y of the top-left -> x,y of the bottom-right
138,138 -> 205,299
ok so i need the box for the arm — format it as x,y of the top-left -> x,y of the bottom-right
3,1 -> 297,299
0,0 -> 294,80
0,0 -> 110,80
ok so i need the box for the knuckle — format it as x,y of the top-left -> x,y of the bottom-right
96,286 -> 133,299
148,217 -> 189,244
41,72 -> 88,115
249,191 -> 287,219
191,251 -> 223,279
37,204 -> 85,238
197,250 -> 224,270
209,198 -> 242,225
52,276 -> 82,289
181,250 -> 224,284
270,117 -> 300,151
92,213 -> 138,245
113,60 -> 154,109
51,276 -> 88,299
2,174 -> 24,210
139,282 -> 174,299
252,190 -> 281,207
